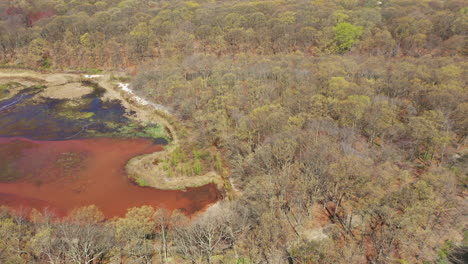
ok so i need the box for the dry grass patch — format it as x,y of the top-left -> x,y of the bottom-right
41,82 -> 94,99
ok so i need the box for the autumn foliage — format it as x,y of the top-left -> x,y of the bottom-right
0,0 -> 467,263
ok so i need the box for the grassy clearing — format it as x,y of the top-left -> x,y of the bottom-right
80,68 -> 103,74
135,177 -> 150,187
117,123 -> 169,141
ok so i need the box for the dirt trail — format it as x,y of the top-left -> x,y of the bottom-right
0,69 -> 79,86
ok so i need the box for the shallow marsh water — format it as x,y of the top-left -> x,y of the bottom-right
0,82 -> 218,217
0,84 -> 139,140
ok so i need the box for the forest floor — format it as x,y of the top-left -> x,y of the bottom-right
0,69 -> 224,191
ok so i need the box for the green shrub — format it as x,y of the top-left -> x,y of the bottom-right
193,158 -> 202,175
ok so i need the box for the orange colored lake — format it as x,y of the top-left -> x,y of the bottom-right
0,137 -> 220,218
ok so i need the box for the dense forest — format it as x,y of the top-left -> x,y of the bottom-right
0,0 -> 467,263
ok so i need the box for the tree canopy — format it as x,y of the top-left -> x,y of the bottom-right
0,0 -> 467,263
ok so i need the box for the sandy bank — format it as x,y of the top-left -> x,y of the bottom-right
41,82 -> 94,99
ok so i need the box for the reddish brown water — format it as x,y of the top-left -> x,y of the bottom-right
0,137 -> 220,218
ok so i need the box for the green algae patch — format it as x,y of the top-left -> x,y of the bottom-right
0,83 -> 13,99
52,98 -> 96,120
0,82 -> 23,100
84,121 -> 170,142
58,111 -> 95,120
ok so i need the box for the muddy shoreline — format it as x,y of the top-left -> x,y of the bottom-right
0,69 -> 223,191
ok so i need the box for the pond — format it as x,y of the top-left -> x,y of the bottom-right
0,80 -> 219,218
0,82 -> 168,142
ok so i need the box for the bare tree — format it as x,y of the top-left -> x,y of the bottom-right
58,222 -> 113,264
174,203 -> 249,263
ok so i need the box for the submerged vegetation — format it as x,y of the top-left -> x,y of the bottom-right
0,80 -> 169,143
0,0 -> 467,263
0,139 -> 36,182
0,82 -> 20,99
